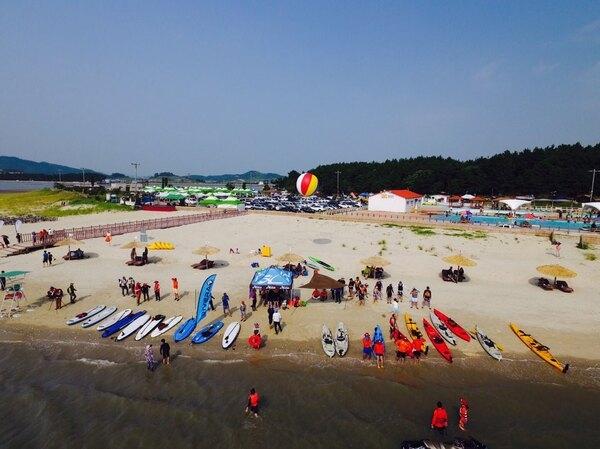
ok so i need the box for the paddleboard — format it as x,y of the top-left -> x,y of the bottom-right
473,325 -> 502,361
510,323 -> 569,373
101,310 -> 146,338
305,260 -> 319,270
334,321 -> 349,357
433,309 -> 471,342
81,306 -> 117,328
404,312 -> 428,354
116,313 -> 150,342
429,310 -> 457,346
174,317 -> 197,342
66,305 -> 106,326
192,321 -> 224,344
222,321 -> 241,349
97,309 -> 132,331
321,324 -> 335,357
309,256 -> 335,271
135,314 -> 166,341
423,318 -> 453,363
150,315 -> 183,338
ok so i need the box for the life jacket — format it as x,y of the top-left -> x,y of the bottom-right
373,341 -> 384,356
432,407 -> 448,428
460,405 -> 468,421
249,392 -> 259,407
412,338 -> 424,352
362,337 -> 371,349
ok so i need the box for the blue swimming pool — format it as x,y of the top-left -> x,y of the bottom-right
430,214 -> 588,231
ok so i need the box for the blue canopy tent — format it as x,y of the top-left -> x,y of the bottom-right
250,266 -> 293,290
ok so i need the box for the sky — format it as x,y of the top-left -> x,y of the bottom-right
1,1 -> 600,177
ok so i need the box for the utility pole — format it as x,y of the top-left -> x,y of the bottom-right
589,169 -> 599,202
58,169 -> 62,182
131,162 -> 140,191
335,171 -> 341,197
81,168 -> 85,184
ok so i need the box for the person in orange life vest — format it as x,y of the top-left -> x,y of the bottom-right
395,338 -> 412,362
412,336 -> 426,363
459,398 -> 469,431
389,313 -> 397,339
362,333 -> 372,360
245,388 -> 260,417
431,401 -> 448,434
373,339 -> 385,368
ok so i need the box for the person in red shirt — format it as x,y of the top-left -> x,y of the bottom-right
362,333 -> 372,360
245,388 -> 260,417
431,401 -> 448,434
459,398 -> 469,431
373,339 -> 385,368
412,337 -> 426,363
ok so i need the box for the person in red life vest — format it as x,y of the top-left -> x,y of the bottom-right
459,398 -> 469,431
388,313 -> 397,339
373,339 -> 385,368
431,401 -> 448,434
319,289 -> 328,301
362,332 -> 372,361
412,336 -> 426,363
245,388 -> 260,417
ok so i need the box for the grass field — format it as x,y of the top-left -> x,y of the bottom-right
0,189 -> 131,218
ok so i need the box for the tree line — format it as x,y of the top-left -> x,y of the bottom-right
274,142 -> 600,200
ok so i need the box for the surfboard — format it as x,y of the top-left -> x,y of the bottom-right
66,305 -> 106,326
433,309 -> 471,342
116,313 -> 150,342
191,321 -> 224,344
473,325 -> 502,361
97,309 -> 132,331
309,256 -> 335,271
135,314 -> 166,341
174,317 -> 197,343
372,324 -> 385,355
334,322 -> 349,357
150,315 -> 183,338
423,318 -> 453,363
101,310 -> 146,338
222,321 -> 241,349
81,306 -> 117,328
510,323 -> 569,373
321,324 -> 335,357
429,310 -> 457,346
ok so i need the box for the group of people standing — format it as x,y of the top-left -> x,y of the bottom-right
118,276 -> 162,305
431,399 -> 470,433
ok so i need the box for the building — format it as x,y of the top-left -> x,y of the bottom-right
367,189 -> 424,213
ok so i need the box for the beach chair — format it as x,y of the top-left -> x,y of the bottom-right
537,277 -> 554,291
554,280 -> 574,293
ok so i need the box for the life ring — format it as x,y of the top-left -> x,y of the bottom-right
248,334 -> 262,349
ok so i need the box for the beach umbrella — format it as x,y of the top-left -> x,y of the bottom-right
276,252 -> 305,264
442,254 -> 477,267
54,236 -> 85,254
120,240 -> 147,249
192,245 -> 220,260
299,272 -> 344,290
536,264 -> 577,283
360,255 -> 391,267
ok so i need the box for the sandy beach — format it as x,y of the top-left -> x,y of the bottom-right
2,209 -> 599,362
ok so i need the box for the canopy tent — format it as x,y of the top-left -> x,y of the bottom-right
250,266 -> 293,290
582,202 -> 600,213
499,199 -> 531,215
299,272 -> 344,290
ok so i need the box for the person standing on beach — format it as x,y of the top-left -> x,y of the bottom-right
172,277 -> 180,301
32,231 -> 37,245
410,287 -> 419,309
144,344 -> 155,371
160,339 -> 171,365
555,241 -> 561,258
362,333 -> 372,360
42,250 -> 48,267
119,277 -> 128,296
134,282 -> 142,305
431,401 -> 448,434
389,313 -> 397,339
458,398 -> 469,431
245,388 -> 259,417
154,280 -> 161,301
422,286 -> 432,309
67,283 -> 77,303
240,301 -> 247,322
397,281 -> 404,302
222,292 -> 232,317
267,300 -> 275,328
373,339 -> 385,368
272,308 -> 282,334
348,277 -> 355,298
249,287 -> 257,311
141,282 -> 150,302
386,284 -> 394,304
128,277 -> 135,296
48,252 -> 53,266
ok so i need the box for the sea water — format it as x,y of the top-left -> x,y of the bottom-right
0,326 -> 599,449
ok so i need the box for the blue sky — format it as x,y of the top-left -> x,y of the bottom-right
1,1 -> 599,177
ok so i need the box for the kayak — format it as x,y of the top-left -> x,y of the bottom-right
334,322 -> 349,357
308,256 -> 335,271
321,324 -> 335,357
191,321 -> 224,344
510,323 -> 569,373
473,325 -> 502,361
429,310 -> 457,346
371,324 -> 385,354
433,309 -> 471,342
405,312 -> 428,355
423,318 -> 452,363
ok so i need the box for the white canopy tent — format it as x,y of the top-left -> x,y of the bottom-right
499,199 -> 531,216
581,202 -> 600,214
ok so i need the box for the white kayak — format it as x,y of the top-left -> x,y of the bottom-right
429,310 -> 457,346
66,305 -> 106,326
150,315 -> 184,338
97,309 -> 132,331
474,325 -> 503,361
322,324 -> 335,358
222,321 -> 241,349
116,313 -> 150,341
135,314 -> 166,341
81,306 -> 117,328
334,322 -> 349,357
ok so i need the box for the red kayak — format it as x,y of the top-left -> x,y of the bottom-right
433,309 -> 471,342
423,318 -> 453,363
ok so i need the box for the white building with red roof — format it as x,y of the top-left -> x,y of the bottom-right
367,189 -> 424,213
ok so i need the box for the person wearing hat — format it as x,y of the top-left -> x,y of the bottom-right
362,332 -> 372,360
459,398 -> 469,431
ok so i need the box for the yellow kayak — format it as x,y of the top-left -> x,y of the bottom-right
509,323 -> 569,373
146,241 -> 175,250
404,312 -> 428,353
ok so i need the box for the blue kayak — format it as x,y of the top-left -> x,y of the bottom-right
372,324 -> 385,353
101,310 -> 146,338
173,317 -> 197,343
192,321 -> 224,344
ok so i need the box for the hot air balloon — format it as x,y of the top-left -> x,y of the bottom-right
296,172 -> 318,197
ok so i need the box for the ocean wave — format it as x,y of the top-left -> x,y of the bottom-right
76,357 -> 119,367
202,358 -> 245,365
